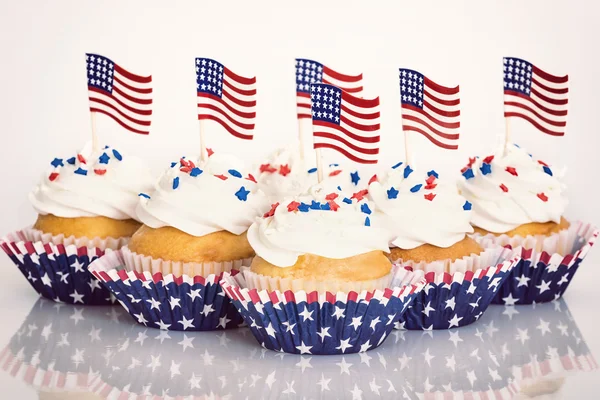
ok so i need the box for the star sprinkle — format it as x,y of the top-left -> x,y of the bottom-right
180,158 -> 196,173
329,169 -> 342,177
480,163 -> 492,175
463,200 -> 472,210
139,193 -> 151,199
172,177 -> 180,190
48,172 -> 59,181
342,197 -> 352,204
321,202 -> 331,211
387,187 -> 399,199
307,167 -> 317,174
505,166 -> 518,176
542,166 -> 553,176
325,193 -> 339,201
50,158 -> 63,168
279,164 -> 291,176
98,153 -> 110,164
462,168 -> 475,180
365,216 -> 371,226
499,184 -> 509,192
228,169 -> 242,178
425,175 -> 437,190
392,161 -> 403,169
537,192 -> 549,202
328,201 -> 340,211
74,168 -> 87,176
368,174 -> 378,185
287,201 -> 300,212
171,162 -> 177,168
246,173 -> 257,183
190,167 -> 203,177
214,174 -> 228,180
260,163 -> 276,173
424,193 -> 436,201
482,155 -> 494,164
350,171 -> 360,185
410,184 -> 422,193
352,189 -> 369,201
77,154 -> 87,164
94,169 -> 106,175
235,186 -> 250,201
263,203 -> 279,217
207,148 -> 214,157
427,170 -> 439,178
361,203 -> 372,215
112,149 -> 123,161
310,200 -> 321,210
67,157 -> 76,165
298,203 -> 310,212
403,165 -> 413,179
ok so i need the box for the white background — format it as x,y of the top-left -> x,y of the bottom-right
1,0 -> 600,397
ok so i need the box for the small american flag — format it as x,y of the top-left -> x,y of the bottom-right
196,58 -> 256,140
310,83 -> 380,164
86,53 -> 152,135
503,57 -> 568,136
296,59 -> 363,119
399,69 -> 460,150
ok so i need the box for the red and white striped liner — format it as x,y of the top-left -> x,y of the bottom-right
514,353 -> 598,383
420,384 -> 519,400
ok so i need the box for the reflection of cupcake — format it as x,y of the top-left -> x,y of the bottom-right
90,153 -> 269,331
1,144 -> 153,304
459,145 -> 598,304
369,165 -> 517,330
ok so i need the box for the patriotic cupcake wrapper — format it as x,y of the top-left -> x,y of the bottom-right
395,247 -> 519,330
472,221 -> 598,305
220,266 -> 426,355
0,228 -> 121,305
88,249 -> 247,331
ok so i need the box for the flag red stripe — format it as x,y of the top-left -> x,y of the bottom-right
297,113 -> 311,119
198,114 -> 253,140
89,97 -> 151,126
314,143 -> 377,164
402,114 -> 459,140
339,114 -> 380,132
223,67 -> 256,85
532,77 -> 569,94
297,92 -> 310,98
88,87 -> 152,116
323,66 -> 362,83
504,112 -> 565,136
314,132 -> 379,155
530,87 -> 569,106
222,89 -> 257,108
90,108 -> 149,135
197,92 -> 256,119
222,79 -> 257,96
402,125 -> 458,150
114,64 -> 152,83
112,86 -> 153,105
424,77 -> 459,95
322,79 -> 362,93
297,103 -> 311,109
423,89 -> 460,106
340,104 -> 379,120
113,75 -> 153,94
423,99 -> 460,118
314,120 -> 380,143
533,66 -> 568,84
341,92 -> 379,109
504,90 -> 568,116
197,103 -> 255,130
402,104 -> 460,129
504,101 -> 566,127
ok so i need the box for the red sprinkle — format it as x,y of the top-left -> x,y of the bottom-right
207,148 -> 214,157
263,202 -> 280,218
537,160 -> 548,167
425,175 -> 436,185
246,173 -> 257,183
94,169 -> 106,175
483,155 -> 495,164
505,166 -> 518,176
537,192 -> 549,202
460,166 -> 468,173
287,201 -> 300,212
279,164 -> 291,176
325,193 -> 339,201
259,163 -> 276,173
368,174 -> 378,185
351,189 -> 369,201
425,183 -> 437,190
48,172 -> 59,181
500,184 -> 509,192
214,174 -> 228,180
328,201 -> 340,211
77,154 -> 87,164
467,157 -> 477,167
424,193 -> 436,201
329,169 -> 342,177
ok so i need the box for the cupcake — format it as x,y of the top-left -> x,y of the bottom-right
89,153 -> 270,331
459,144 -> 598,304
1,143 -> 154,304
369,164 -> 518,330
219,184 -> 425,354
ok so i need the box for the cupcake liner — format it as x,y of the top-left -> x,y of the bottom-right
88,249 -> 248,331
471,221 -> 599,305
0,228 -> 121,305
220,265 -> 426,355
395,246 -> 519,330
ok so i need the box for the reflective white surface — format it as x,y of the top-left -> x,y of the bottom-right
1,251 -> 599,399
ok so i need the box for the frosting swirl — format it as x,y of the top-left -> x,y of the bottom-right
137,153 -> 269,237
370,163 -> 473,249
247,184 -> 390,267
458,144 -> 568,233
29,143 -> 154,221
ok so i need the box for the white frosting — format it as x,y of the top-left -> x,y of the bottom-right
247,184 -> 390,267
137,153 -> 270,237
29,143 -> 154,221
458,145 -> 568,233
370,164 -> 473,249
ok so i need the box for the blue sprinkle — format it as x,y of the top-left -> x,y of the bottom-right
74,167 -> 87,176
67,157 -> 76,165
298,203 -> 310,212
403,165 -> 413,179
228,169 -> 242,178
103,145 -> 110,149
112,149 -> 123,161
543,166 -> 553,176
321,202 -> 331,211
462,168 -> 475,180
392,161 -> 403,169
50,158 -> 63,168
310,200 -> 321,210
329,163 -> 339,167
138,193 -> 151,199
170,162 -> 177,168
235,186 -> 250,201
427,170 -> 439,179
350,171 -> 360,186
307,167 -> 318,174
337,186 -> 342,191
514,143 -> 520,148
361,203 -> 372,215
463,200 -> 472,211
342,197 -> 352,204
410,184 -> 422,193
98,153 -> 110,164
387,187 -> 399,199
190,167 -> 203,177
172,177 -> 180,189
480,163 -> 492,175
365,216 -> 371,227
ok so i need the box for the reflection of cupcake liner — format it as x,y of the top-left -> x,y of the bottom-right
220,266 -> 426,355
396,246 -> 519,330
0,229 -> 121,305
89,249 -> 246,331
472,221 -> 599,305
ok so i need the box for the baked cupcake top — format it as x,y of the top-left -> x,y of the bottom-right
136,153 -> 269,237
247,184 -> 390,267
458,144 -> 568,233
30,143 -> 154,221
369,163 -> 473,249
